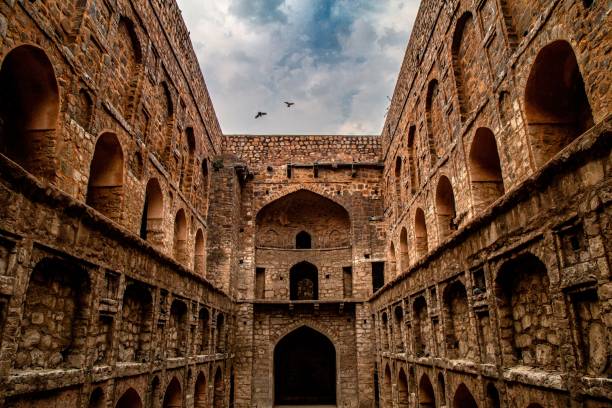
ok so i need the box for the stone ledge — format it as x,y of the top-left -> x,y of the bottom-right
503,366 -> 566,391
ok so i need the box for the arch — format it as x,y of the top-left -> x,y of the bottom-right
162,377 -> 182,408
469,128 -> 505,212
198,307 -> 210,353
118,283 -> 152,362
167,300 -> 188,358
88,387 -> 105,408
435,176 -> 457,240
194,372 -> 207,408
197,159 -> 209,215
388,242 -> 397,278
149,376 -> 161,408
180,127 -> 196,194
112,17 -> 142,118
495,253 -> 558,369
194,229 -> 205,275
76,88 -> 93,130
140,178 -> 164,243
418,374 -> 436,407
407,125 -> 418,193
213,367 -> 225,408
452,12 -> 484,120
486,383 -> 501,408
0,44 -> 59,178
216,313 -> 226,352
525,40 -> 593,167
296,230 -> 312,249
256,189 -> 350,249
173,209 -> 187,262
398,368 -> 409,408
116,388 -> 143,408
290,261 -> 318,300
395,156 -> 403,202
86,132 -> 124,221
394,306 -> 405,352
453,383 -> 477,408
399,227 -> 410,272
426,79 -> 447,158
157,81 -> 175,162
413,296 -> 428,356
383,364 -> 392,408
15,258 -> 90,369
437,373 -> 446,405
414,208 -> 428,258
443,281 -> 471,359
381,312 -> 390,350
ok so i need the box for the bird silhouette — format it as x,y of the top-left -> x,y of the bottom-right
255,112 -> 267,119
284,102 -> 295,108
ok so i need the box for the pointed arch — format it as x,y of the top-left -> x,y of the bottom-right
116,388 -> 143,408
395,156 -> 403,203
173,209 -> 187,262
436,176 -> 457,240
383,363 -> 392,408
399,227 -> 410,272
87,132 -> 124,221
180,127 -> 196,195
418,374 -> 436,407
414,208 -> 428,258
437,373 -> 446,405
407,125 -> 418,193
388,242 -> 397,278
194,372 -> 207,408
469,128 -> 505,212
88,387 -> 105,408
296,230 -> 312,249
290,261 -> 318,300
525,40 -> 593,167
162,377 -> 182,408
213,367 -> 225,408
397,367 -> 409,408
140,178 -> 164,243
426,79 -> 446,158
194,229 -> 205,275
0,44 -> 59,179
112,17 -> 143,118
452,383 -> 477,408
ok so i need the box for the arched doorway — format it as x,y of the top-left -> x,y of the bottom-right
213,368 -> 225,408
194,372 -> 207,408
289,261 -> 318,300
418,374 -> 435,407
453,383 -> 477,408
274,326 -> 336,405
162,377 -> 182,408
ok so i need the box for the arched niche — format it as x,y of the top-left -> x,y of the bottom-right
167,300 -> 188,358
399,227 -> 410,273
414,208 -> 428,258
118,283 -> 152,363
295,230 -> 312,249
435,176 -> 457,240
469,128 -> 505,212
162,377 -> 182,408
255,189 -> 350,249
525,40 -> 593,167
0,45 -> 59,179
452,383 -> 477,408
418,374 -> 436,407
86,132 -> 124,221
290,261 -> 318,300
194,229 -> 205,275
194,372 -> 207,408
383,364 -> 392,408
397,367 -> 409,408
140,178 -> 164,244
173,209 -> 187,263
116,388 -> 143,408
274,326 -> 336,405
213,367 -> 225,408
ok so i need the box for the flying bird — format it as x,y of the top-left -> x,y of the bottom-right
255,112 -> 267,119
284,102 -> 295,108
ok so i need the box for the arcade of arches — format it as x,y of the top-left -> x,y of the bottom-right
0,0 -> 610,407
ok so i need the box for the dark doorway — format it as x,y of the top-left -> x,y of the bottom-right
296,231 -> 312,249
274,326 -> 336,405
290,262 -> 318,300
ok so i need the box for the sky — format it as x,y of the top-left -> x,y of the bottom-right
176,0 -> 421,135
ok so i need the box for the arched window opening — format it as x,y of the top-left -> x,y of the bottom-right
173,209 -> 187,263
388,242 -> 397,278
149,376 -> 161,408
418,374 -> 436,408
162,377 -> 182,408
383,364 -> 392,408
157,82 -> 175,164
413,296 -> 428,357
140,178 -> 164,243
381,312 -> 390,351
198,159 -> 209,215
398,368 -> 409,408
290,261 -> 318,300
452,12 -> 484,120
486,383 -> 501,408
216,313 -> 226,353
443,281 -> 472,360
194,229 -> 205,275
0,45 -> 59,178
112,17 -> 142,119
86,132 -> 124,221
415,209 -> 428,258
296,231 -> 312,249
118,283 -> 152,362
88,387 -> 105,408
525,40 -> 593,167
395,156 -> 403,204
15,258 -> 90,370
496,253 -> 559,369
394,306 -> 405,352
426,79 -> 447,159
213,368 -> 225,408
399,228 -> 410,273
180,127 -> 196,195
437,373 -> 446,405
452,383 -> 477,408
195,372 -> 207,408
435,176 -> 457,240
167,300 -> 188,358
116,388 -> 143,408
469,128 -> 505,212
407,125 -> 418,193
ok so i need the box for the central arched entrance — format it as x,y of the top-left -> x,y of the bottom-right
274,326 -> 336,405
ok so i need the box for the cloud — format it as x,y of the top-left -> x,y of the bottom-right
176,0 -> 420,134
